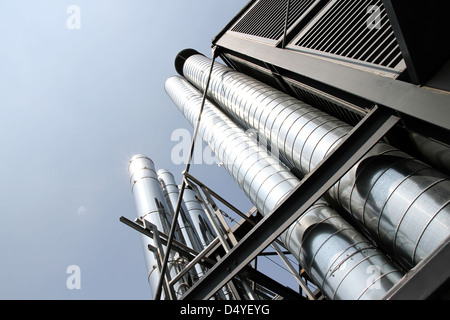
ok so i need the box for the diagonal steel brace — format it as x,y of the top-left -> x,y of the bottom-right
181,105 -> 400,300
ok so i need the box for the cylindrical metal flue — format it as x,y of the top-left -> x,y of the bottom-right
129,155 -> 188,299
165,75 -> 403,300
157,169 -> 206,280
175,50 -> 450,270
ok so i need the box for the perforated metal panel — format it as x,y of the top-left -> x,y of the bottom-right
290,0 -> 404,70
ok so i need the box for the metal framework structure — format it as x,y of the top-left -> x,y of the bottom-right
122,0 -> 450,300
180,105 -> 400,300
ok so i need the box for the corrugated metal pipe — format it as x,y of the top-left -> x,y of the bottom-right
174,50 -> 450,270
165,75 -> 403,300
180,184 -> 218,250
129,155 -> 204,298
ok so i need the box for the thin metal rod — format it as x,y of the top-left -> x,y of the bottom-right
185,172 -> 291,252
169,237 -> 221,287
281,0 -> 291,48
154,47 -> 218,300
148,222 -> 176,300
270,242 -> 315,300
383,235 -> 450,300
184,171 -> 256,225
121,215 -> 304,299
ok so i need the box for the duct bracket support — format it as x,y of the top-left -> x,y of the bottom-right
180,105 -> 400,300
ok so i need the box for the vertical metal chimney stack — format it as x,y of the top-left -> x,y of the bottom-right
128,155 -> 192,299
174,50 -> 450,270
165,75 -> 403,300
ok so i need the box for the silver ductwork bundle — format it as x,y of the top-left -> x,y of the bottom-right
129,155 -> 210,298
174,50 -> 450,271
157,169 -> 207,280
165,75 -> 403,300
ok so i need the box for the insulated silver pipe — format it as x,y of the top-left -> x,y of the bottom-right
128,155 -> 185,299
165,75 -> 403,300
157,169 -> 206,280
176,51 -> 450,269
182,185 -> 217,249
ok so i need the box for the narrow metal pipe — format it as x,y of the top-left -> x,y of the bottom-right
165,75 -> 403,300
154,48 -> 218,300
177,52 -> 450,269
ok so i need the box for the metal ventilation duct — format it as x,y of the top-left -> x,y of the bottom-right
175,51 -> 450,270
165,75 -> 403,300
129,155 -> 198,298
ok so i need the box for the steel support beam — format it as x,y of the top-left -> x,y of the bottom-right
181,106 -> 400,300
214,33 -> 450,132
184,171 -> 256,226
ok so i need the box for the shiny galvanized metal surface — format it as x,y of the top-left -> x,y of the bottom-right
181,186 -> 217,250
128,155 -> 188,299
128,155 -> 171,297
157,169 -> 206,280
165,75 -> 403,300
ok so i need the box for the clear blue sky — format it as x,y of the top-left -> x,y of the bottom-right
0,0 -> 299,299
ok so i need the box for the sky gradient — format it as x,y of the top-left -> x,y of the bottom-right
0,0 -> 262,299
